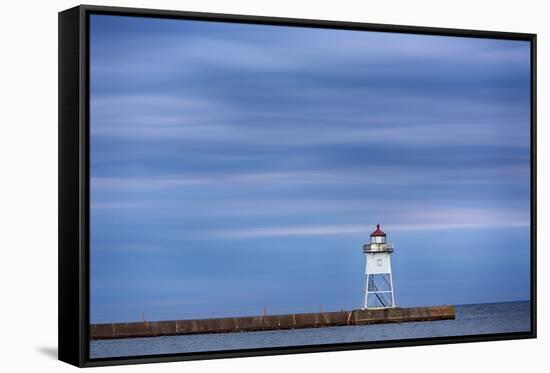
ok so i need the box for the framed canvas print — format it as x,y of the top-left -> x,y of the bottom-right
58,4 -> 537,367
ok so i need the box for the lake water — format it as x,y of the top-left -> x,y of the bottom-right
90,301 -> 530,358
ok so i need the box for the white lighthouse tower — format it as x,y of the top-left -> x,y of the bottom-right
363,224 -> 396,309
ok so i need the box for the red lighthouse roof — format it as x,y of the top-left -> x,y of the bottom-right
370,224 -> 386,237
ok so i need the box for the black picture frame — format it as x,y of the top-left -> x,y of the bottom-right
59,4 -> 537,367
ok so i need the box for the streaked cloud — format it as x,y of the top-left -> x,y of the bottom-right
199,206 -> 529,239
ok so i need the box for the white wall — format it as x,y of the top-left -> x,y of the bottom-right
366,252 -> 392,274
0,0 -> 546,371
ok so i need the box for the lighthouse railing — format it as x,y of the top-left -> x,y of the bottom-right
363,243 -> 394,253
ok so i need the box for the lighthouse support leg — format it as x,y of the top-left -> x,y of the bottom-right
363,274 -> 369,309
389,273 -> 395,308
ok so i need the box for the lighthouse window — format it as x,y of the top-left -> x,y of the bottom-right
377,259 -> 383,267
372,236 -> 385,244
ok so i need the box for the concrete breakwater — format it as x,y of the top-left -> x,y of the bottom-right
90,305 -> 455,340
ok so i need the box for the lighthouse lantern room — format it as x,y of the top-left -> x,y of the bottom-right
362,224 -> 395,309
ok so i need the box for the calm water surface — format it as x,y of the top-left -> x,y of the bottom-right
90,301 -> 530,358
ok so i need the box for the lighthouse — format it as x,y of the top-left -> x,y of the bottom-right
362,224 -> 395,309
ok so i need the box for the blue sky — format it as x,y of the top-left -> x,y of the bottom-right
89,15 -> 531,323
